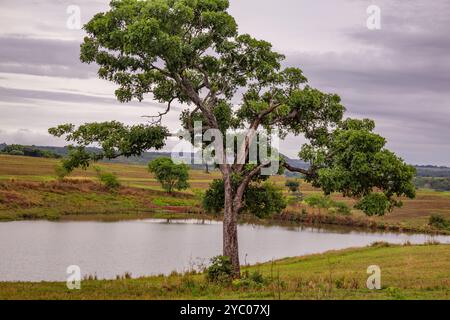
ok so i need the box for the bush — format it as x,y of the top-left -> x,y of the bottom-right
304,194 -> 332,209
428,214 -> 449,230
304,195 -> 352,216
203,179 -> 226,214
245,182 -> 287,218
285,179 -> 300,193
95,167 -> 120,190
148,157 -> 189,193
54,163 -> 70,181
332,201 -> 352,216
203,180 -> 287,218
354,193 -> 391,216
233,271 -> 268,289
206,256 -> 233,284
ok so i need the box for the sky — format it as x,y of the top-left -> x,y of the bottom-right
0,0 -> 449,165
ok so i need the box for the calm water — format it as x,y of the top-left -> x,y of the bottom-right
0,219 -> 449,281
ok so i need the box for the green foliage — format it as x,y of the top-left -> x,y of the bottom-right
95,167 -> 121,190
415,166 -> 450,178
285,179 -> 300,193
233,270 -> 269,289
1,144 -> 61,159
428,215 -> 450,230
49,122 -> 169,172
304,194 -> 332,209
245,182 -> 287,218
332,201 -> 352,216
202,179 -> 225,214
54,163 -> 70,181
354,193 -> 392,216
414,177 -> 450,191
148,157 -> 189,193
385,287 -> 406,300
206,256 -> 233,284
304,194 -> 351,216
302,118 -> 416,216
203,179 -> 286,218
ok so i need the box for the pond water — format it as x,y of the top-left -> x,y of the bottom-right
0,219 -> 449,281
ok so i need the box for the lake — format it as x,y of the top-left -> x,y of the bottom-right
0,219 -> 449,281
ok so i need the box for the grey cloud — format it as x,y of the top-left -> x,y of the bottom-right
0,0 -> 449,165
0,36 -> 96,78
280,1 -> 450,164
0,86 -> 170,110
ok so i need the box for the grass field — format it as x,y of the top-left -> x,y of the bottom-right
0,244 -> 448,300
0,154 -> 450,233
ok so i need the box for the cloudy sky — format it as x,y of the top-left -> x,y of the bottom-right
0,0 -> 449,165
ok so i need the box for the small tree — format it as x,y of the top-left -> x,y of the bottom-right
285,179 -> 300,194
285,179 -> 303,202
54,162 -> 70,181
148,158 -> 189,194
95,167 -> 121,190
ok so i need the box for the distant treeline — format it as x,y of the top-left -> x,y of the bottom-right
414,177 -> 450,191
0,144 -> 61,159
415,165 -> 450,178
1,143 -> 450,181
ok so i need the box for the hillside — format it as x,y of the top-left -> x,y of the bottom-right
0,143 -> 309,172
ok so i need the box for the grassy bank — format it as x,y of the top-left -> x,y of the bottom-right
1,155 -> 450,234
1,244 -> 448,300
0,179 -> 205,221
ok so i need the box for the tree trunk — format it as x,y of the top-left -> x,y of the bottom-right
223,173 -> 240,278
205,163 -> 209,174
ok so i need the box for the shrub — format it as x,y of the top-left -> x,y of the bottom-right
304,194 -> 332,210
428,214 -> 449,230
203,179 -> 225,214
203,180 -> 287,218
285,179 -> 300,193
332,201 -> 352,216
95,167 -> 120,190
303,195 -> 352,215
148,157 -> 189,193
206,256 -> 233,283
354,193 -> 392,216
54,163 -> 70,181
245,182 -> 287,218
232,270 -> 268,289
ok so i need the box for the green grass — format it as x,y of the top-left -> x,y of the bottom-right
152,197 -> 198,207
1,244 -> 448,300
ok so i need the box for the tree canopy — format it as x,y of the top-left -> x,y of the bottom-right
148,157 -> 190,193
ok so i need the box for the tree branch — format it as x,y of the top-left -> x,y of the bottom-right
282,162 -> 311,176
142,97 -> 175,124
234,161 -> 272,212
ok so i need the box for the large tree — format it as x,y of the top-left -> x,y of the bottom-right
49,0 -> 415,277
